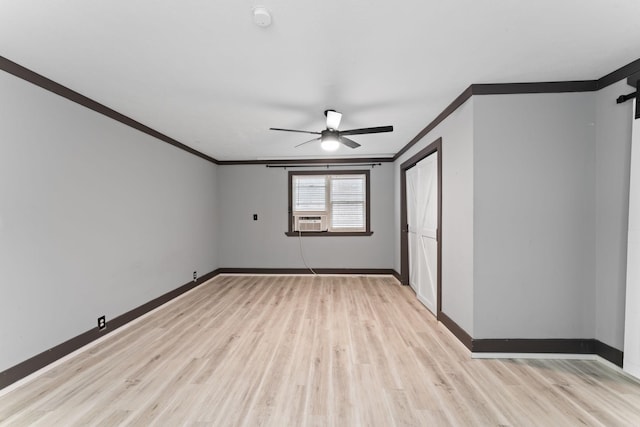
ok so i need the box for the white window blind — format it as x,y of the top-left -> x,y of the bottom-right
293,176 -> 326,212
292,173 -> 366,232
330,175 -> 365,230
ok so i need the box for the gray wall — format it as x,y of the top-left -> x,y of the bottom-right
0,70 -> 218,372
594,79 -> 633,349
394,100 -> 475,335
216,163 -> 394,269
2,58 -> 635,376
473,92 -> 596,339
392,84 -> 634,347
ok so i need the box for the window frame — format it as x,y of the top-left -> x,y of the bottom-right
286,170 -> 372,236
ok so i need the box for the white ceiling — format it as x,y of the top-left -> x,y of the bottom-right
1,1 -> 640,161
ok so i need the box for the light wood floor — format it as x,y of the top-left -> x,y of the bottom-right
1,275 -> 640,426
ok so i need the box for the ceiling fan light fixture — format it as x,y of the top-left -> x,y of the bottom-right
320,137 -> 339,151
270,110 -> 393,150
325,109 -> 342,130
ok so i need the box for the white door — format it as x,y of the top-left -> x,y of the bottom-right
407,152 -> 438,315
625,102 -> 640,380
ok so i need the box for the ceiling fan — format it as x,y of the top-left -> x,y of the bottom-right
270,110 -> 393,151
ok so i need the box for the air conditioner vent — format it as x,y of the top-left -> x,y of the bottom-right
294,215 -> 328,232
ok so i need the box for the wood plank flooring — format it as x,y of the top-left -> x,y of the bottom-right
1,275 -> 640,426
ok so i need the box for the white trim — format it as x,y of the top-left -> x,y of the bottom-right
624,101 -> 640,381
624,361 -> 640,380
417,293 -> 436,317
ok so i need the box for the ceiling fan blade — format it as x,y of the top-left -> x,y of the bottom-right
325,110 -> 342,130
270,127 -> 322,135
339,125 -> 393,136
295,137 -> 321,148
339,136 -> 361,149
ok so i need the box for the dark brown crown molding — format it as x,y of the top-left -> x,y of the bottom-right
627,72 -> 640,89
394,81 -> 598,162
4,52 -> 640,164
393,87 -> 473,160
598,57 -> 640,90
394,56 -> 640,162
0,56 -> 218,165
471,81 -> 597,95
217,157 -> 394,165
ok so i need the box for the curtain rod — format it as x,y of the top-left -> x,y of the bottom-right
265,163 -> 382,169
616,91 -> 637,104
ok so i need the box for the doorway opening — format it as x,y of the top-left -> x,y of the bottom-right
400,138 -> 442,318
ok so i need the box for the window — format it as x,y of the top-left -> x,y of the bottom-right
287,170 -> 372,236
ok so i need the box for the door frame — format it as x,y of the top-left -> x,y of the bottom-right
400,137 -> 442,318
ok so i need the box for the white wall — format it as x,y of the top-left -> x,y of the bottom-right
0,70 -> 218,372
394,100 -> 475,335
473,92 -> 596,339
595,79 -> 633,350
624,100 -> 640,378
216,163 -> 394,269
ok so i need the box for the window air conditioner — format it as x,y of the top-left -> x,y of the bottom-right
294,215 -> 328,232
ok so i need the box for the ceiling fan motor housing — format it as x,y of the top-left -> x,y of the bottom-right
269,110 -> 392,150
321,129 -> 339,140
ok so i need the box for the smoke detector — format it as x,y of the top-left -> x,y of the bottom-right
253,7 -> 272,27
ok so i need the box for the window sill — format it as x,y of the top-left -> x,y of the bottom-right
285,231 -> 374,237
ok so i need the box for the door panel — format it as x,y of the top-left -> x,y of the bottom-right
407,152 -> 438,315
625,103 -> 640,380
407,167 -> 419,294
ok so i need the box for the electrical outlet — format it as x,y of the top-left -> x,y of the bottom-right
193,271 -> 197,281
98,315 -> 106,330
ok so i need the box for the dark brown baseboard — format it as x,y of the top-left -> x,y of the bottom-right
0,268 -> 400,390
473,338 -> 595,354
391,270 -> 402,283
471,338 -> 623,368
0,269 -> 220,391
2,270 -> 625,391
437,317 -> 624,368
438,311 -> 473,351
593,340 -> 624,367
216,268 -> 398,275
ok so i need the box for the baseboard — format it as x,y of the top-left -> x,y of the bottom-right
438,311 -> 473,351
391,270 -> 402,283
472,338 -> 594,354
593,339 -> 624,367
471,352 -> 599,361
471,338 -> 623,368
3,270 -> 624,391
0,268 -> 400,390
216,268 -> 398,275
0,269 -> 220,391
436,317 -> 624,368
